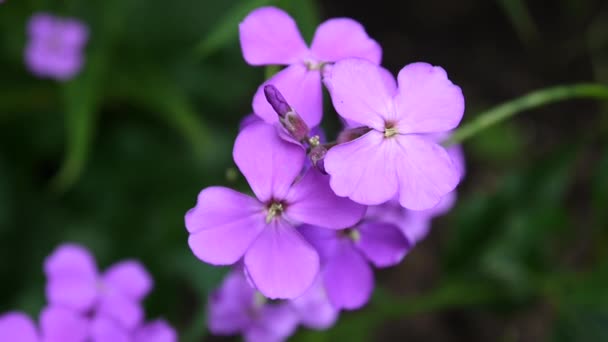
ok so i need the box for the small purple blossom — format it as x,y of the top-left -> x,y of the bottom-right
186,122 -> 365,299
0,307 -> 89,342
323,58 -> 465,210
25,13 -> 88,80
44,244 -> 152,330
239,6 -> 381,128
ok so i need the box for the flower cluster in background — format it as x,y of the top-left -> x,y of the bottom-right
185,6 -> 466,341
0,244 -> 176,342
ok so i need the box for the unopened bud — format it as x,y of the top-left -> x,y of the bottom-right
263,85 -> 310,142
309,145 -> 328,174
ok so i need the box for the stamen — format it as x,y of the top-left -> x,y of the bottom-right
265,202 -> 284,223
384,122 -> 399,138
308,135 -> 320,147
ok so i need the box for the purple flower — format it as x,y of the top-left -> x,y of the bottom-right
239,6 -> 381,128
25,13 -> 88,80
289,277 -> 339,330
90,316 -> 177,342
0,307 -> 89,342
323,58 -> 465,210
44,243 -> 152,330
207,271 -> 299,342
299,220 -> 410,310
186,122 -> 365,299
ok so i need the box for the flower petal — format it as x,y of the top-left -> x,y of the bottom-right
324,58 -> 394,130
207,271 -> 255,335
102,260 -> 152,302
39,306 -> 89,342
133,320 -> 177,342
44,243 -> 98,312
97,292 -> 144,330
290,277 -> 339,330
186,186 -> 265,265
244,304 -> 299,342
394,62 -> 465,134
89,316 -> 130,342
239,6 -> 309,65
395,135 -> 460,210
234,122 -> 306,202
323,243 -> 373,310
324,130 -> 399,205
297,224 -> 341,262
252,64 -> 322,127
285,168 -> 366,229
244,220 -> 319,299
311,18 -> 381,64
355,221 -> 411,267
0,312 -> 38,342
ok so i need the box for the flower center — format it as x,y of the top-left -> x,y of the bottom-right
265,202 -> 284,223
384,122 -> 399,138
304,59 -> 325,71
338,228 -> 361,242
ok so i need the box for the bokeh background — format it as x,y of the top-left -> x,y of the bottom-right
1,0 -> 608,341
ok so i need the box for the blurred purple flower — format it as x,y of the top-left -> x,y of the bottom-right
0,307 -> 89,342
239,6 -> 381,128
208,270 -> 299,342
25,13 -> 88,80
299,221 -> 410,310
186,122 -> 365,299
90,315 -> 177,342
289,276 -> 339,330
44,243 -> 152,330
323,58 -> 465,210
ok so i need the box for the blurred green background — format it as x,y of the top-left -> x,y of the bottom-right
1,0 -> 608,341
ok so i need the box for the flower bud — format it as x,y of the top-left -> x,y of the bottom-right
264,84 -> 310,142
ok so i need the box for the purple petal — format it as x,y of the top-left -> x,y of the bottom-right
239,113 -> 264,131
27,13 -> 55,38
0,312 -> 38,342
244,220 -> 319,299
89,316 -> 130,342
103,260 -> 152,302
290,277 -> 339,330
39,306 -> 89,342
355,221 -> 411,267
311,18 -> 381,64
399,210 -> 433,244
324,130 -> 399,205
285,168 -> 366,229
395,135 -> 460,210
323,243 -> 373,310
239,6 -> 309,65
186,186 -> 265,265
133,320 -> 177,342
448,144 -> 466,180
394,62 -> 465,134
207,271 -> 256,335
44,243 -> 98,312
245,304 -> 299,342
234,122 -> 306,202
297,224 -> 341,262
252,64 -> 322,127
97,291 -> 144,330
324,58 -> 394,130
58,19 -> 88,47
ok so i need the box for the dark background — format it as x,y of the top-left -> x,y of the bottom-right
1,0 -> 607,341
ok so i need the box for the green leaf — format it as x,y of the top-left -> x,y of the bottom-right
195,0 -> 276,58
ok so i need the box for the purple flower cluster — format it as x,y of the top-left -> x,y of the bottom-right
185,6 -> 466,341
25,13 -> 88,81
0,243 -> 176,342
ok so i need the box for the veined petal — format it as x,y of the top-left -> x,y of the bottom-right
311,18 -> 381,64
324,58 -> 394,130
234,122 -> 306,202
252,64 -> 322,127
355,221 -> 411,267
239,6 -> 309,65
394,62 -> 464,134
325,131 -> 399,205
102,260 -> 152,302
323,243 -> 373,310
244,220 -> 319,299
39,306 -> 89,342
285,168 -> 366,229
0,312 -> 38,342
395,135 -> 460,210
43,243 -> 98,312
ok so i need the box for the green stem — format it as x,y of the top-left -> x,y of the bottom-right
445,83 -> 608,146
